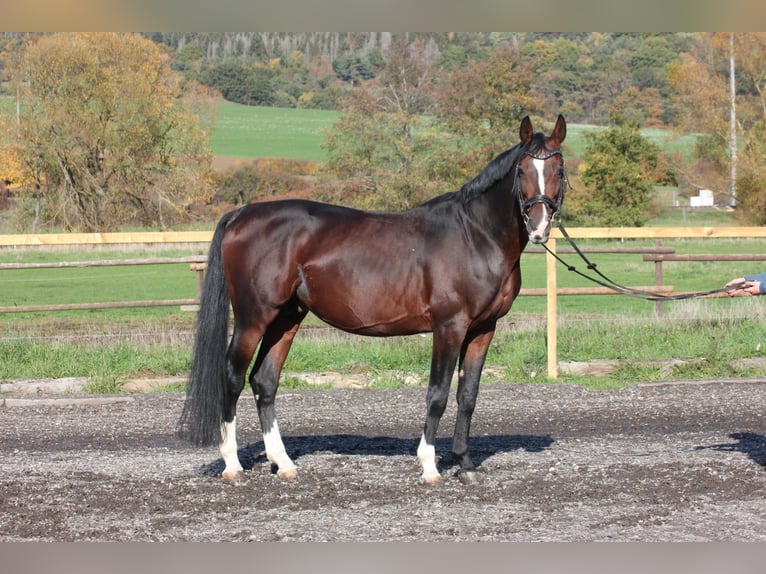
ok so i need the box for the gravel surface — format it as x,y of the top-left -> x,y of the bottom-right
1,380 -> 765,541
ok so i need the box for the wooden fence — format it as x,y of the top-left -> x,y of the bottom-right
2,226 -> 766,378
0,246 -> 672,313
0,256 -> 208,313
543,226 -> 766,378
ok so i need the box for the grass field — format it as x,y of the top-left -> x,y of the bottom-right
206,104 -> 700,163
2,94 -> 700,161
210,102 -> 338,161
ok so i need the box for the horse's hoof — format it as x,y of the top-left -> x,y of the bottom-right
222,469 -> 247,483
419,473 -> 442,486
457,470 -> 483,485
277,467 -> 298,480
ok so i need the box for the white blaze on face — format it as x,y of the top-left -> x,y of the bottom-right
533,158 -> 546,194
529,158 -> 550,240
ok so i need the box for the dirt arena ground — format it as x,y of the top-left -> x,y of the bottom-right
1,379 -> 765,542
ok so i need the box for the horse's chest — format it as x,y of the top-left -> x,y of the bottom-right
494,277 -> 520,316
471,265 -> 520,322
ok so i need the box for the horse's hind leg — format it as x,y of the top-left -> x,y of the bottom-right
250,301 -> 307,479
220,315 -> 276,483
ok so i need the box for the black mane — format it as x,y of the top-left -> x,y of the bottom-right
455,132 -> 549,204
418,132 -> 551,208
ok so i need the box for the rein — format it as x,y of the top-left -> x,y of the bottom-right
541,223 -> 743,301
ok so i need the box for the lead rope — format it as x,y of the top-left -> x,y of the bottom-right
541,222 -> 743,301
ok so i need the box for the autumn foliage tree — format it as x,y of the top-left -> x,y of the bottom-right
668,33 -> 766,222
12,32 -> 215,231
322,42 -> 552,211
434,45 -> 543,168
322,40 -> 445,210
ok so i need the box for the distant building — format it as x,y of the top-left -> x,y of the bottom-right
690,189 -> 715,208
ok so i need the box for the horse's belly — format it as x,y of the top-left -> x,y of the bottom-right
298,272 -> 430,336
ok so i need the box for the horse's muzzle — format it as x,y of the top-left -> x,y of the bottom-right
527,222 -> 552,244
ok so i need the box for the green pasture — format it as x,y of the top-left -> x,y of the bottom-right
1,96 -> 700,163
210,102 -> 337,161
206,106 -> 701,163
564,123 -> 699,161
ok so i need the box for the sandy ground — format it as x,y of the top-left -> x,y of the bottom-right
1,380 -> 765,542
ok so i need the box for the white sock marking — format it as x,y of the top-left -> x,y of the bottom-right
263,420 -> 296,473
417,433 -> 439,481
220,418 -> 243,474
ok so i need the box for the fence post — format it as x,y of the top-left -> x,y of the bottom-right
190,262 -> 206,302
654,240 -> 664,317
546,237 -> 558,379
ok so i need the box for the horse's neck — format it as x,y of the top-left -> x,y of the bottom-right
468,175 -> 525,249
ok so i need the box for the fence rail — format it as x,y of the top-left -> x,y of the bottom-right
0,256 -> 207,270
0,256 -> 206,314
0,231 -> 212,247
0,299 -> 199,314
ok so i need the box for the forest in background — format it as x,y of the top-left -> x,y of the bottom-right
1,32 -> 765,231
146,32 -> 691,126
0,32 -> 704,125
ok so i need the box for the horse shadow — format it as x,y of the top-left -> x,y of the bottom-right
199,433 -> 554,477
695,432 -> 766,468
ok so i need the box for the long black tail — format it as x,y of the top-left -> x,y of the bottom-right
178,209 -> 240,446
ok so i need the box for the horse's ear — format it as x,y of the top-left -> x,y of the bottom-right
550,114 -> 566,145
519,116 -> 533,145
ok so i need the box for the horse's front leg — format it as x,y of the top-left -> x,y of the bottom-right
452,327 -> 496,485
418,327 -> 463,485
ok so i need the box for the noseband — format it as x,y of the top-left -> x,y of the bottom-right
514,148 -> 568,228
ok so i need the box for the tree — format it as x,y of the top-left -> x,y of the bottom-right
12,33 -> 215,231
199,61 -> 276,106
608,86 -> 665,127
323,41 -> 558,211
668,33 -> 766,220
733,118 -> 766,224
430,44 -> 548,186
435,44 -> 543,155
332,53 -> 374,84
322,41 -> 443,210
570,119 -> 663,227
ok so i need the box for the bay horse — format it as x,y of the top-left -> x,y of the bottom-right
179,114 -> 568,485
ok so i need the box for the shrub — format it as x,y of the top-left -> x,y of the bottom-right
569,119 -> 663,227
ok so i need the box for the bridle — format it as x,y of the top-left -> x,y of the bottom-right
514,148 -> 569,230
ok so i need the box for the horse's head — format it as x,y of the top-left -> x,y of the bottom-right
515,114 -> 568,244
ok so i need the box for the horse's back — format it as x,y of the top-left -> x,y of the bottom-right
219,199 -> 436,334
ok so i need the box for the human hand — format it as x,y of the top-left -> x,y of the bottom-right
726,277 -> 762,296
